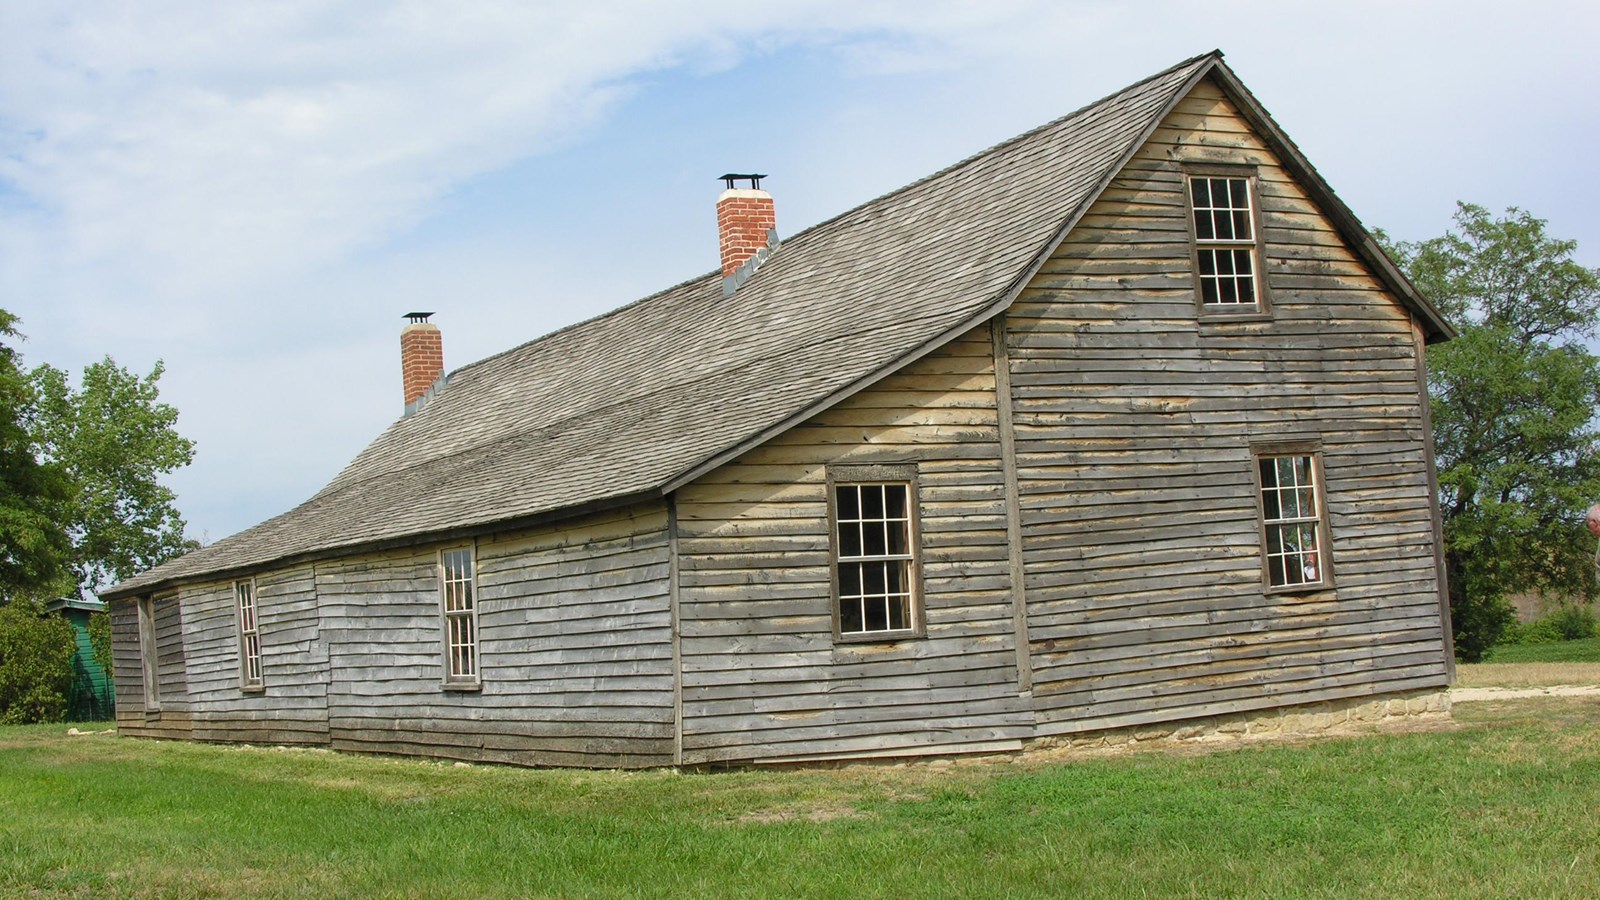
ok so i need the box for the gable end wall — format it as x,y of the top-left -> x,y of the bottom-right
1009,77 -> 1449,736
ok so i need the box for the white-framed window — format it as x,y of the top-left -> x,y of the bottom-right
828,465 -> 924,640
234,579 -> 263,690
439,546 -> 480,686
1187,172 -> 1267,312
138,596 -> 161,712
1254,449 -> 1332,591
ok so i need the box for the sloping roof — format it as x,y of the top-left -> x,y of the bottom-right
105,51 -> 1448,599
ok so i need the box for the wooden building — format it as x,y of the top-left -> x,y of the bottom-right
102,52 -> 1456,766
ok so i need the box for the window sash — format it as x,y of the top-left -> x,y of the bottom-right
1257,454 -> 1328,589
235,580 -> 263,688
440,547 -> 479,682
1189,175 -> 1264,309
833,481 -> 917,636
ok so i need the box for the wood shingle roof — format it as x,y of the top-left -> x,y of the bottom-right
104,51 -> 1448,599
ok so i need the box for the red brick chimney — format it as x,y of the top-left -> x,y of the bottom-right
400,312 -> 443,413
716,174 -> 778,294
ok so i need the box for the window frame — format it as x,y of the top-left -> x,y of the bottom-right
437,543 -> 482,690
1250,440 -> 1334,594
137,595 -> 162,712
234,578 -> 265,693
825,463 -> 927,643
1182,163 -> 1272,320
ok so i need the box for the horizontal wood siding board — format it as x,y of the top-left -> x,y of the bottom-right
1011,75 -> 1446,731
679,326 -> 1035,762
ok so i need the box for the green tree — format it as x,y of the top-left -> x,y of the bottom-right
0,595 -> 77,724
0,311 -> 73,597
29,357 -> 198,597
1386,204 -> 1600,661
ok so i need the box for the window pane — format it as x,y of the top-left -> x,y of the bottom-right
1260,486 -> 1281,521
1198,249 -> 1216,276
1265,523 -> 1284,554
1276,457 -> 1296,487
863,521 -> 887,557
837,485 -> 859,521
887,518 -> 910,555
1233,210 -> 1252,240
1213,209 -> 1233,241
1216,249 -> 1235,276
1191,178 -> 1211,208
864,597 -> 889,632
840,562 -> 862,598
862,485 -> 884,520
1218,278 -> 1238,304
840,521 -> 861,558
1200,277 -> 1218,304
864,561 -> 887,596
1268,554 -> 1286,588
1230,178 -> 1249,208
1258,458 -> 1279,490
841,598 -> 864,634
886,559 -> 906,595
885,485 -> 907,519
888,596 -> 909,631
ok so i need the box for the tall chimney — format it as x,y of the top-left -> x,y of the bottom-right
400,312 -> 443,413
716,173 -> 778,294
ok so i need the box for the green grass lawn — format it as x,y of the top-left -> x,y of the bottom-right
1485,636 -> 1600,664
4,697 -> 1600,898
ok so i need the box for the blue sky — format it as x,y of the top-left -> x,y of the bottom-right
2,1 -> 1596,548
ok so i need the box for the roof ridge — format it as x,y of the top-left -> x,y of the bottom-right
752,50 -> 1224,258
439,49 -> 1223,387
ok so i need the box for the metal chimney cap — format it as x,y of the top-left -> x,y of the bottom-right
403,311 -> 435,324
719,173 -> 767,190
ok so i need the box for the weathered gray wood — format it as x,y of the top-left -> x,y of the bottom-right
1006,77 -> 1448,735
676,327 -> 1034,762
992,314 -> 1034,693
1413,320 -> 1456,679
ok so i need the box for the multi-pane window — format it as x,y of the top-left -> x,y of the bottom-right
1189,175 -> 1261,309
440,547 -> 479,683
832,479 -> 919,637
234,580 -> 263,689
1257,454 -> 1329,589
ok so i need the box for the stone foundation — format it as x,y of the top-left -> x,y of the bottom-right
1024,689 -> 1452,757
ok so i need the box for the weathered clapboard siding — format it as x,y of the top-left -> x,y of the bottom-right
1009,76 -> 1448,735
112,594 -> 193,739
677,327 -> 1034,764
319,502 -> 675,767
175,565 -> 331,745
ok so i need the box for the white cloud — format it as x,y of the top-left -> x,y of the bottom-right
0,1 -> 1051,307
2,0 -> 1596,542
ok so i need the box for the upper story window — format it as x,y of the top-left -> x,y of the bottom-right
829,465 -> 925,641
1187,171 -> 1269,314
439,546 -> 480,687
234,579 -> 263,691
1254,447 -> 1332,591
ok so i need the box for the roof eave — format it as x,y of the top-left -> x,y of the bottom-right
1201,61 -> 1456,342
98,488 -> 664,602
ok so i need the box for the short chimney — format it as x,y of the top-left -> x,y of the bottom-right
400,312 -> 443,413
716,173 -> 778,295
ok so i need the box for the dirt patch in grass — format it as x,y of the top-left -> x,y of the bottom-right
734,801 -> 869,824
